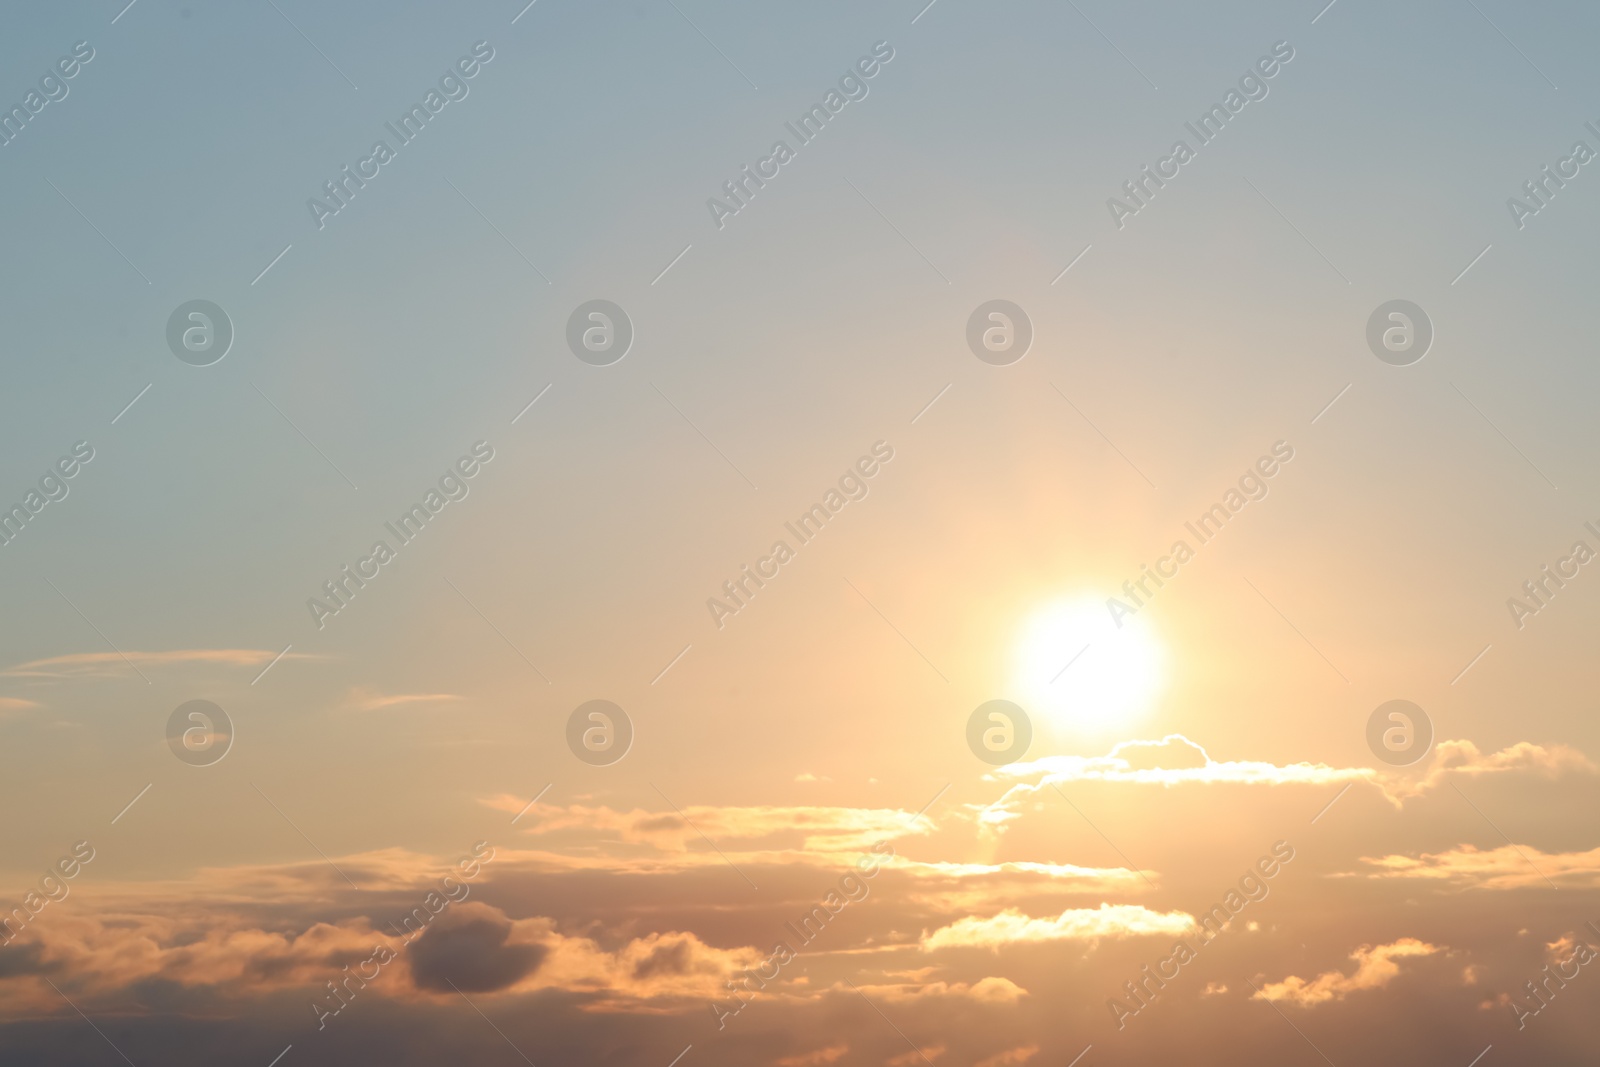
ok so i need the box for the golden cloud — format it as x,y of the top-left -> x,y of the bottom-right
838,976 -> 1028,1004
921,904 -> 1195,951
481,797 -> 932,853
1357,843 -> 1600,889
776,1044 -> 849,1067
1251,938 -> 1440,1006
974,1045 -> 1039,1067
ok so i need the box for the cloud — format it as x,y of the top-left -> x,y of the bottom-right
0,942 -> 55,979
842,977 -> 1028,1004
921,904 -> 1195,951
886,1045 -> 945,1066
1385,739 -> 1596,800
479,798 -> 931,853
407,903 -> 546,992
1252,939 -> 1440,1006
974,736 -> 1597,833
470,797 -> 1143,902
776,1044 -> 849,1067
1357,843 -> 1600,889
343,687 -> 465,712
0,844 -> 767,1016
0,649 -> 320,681
0,697 -> 40,715
974,1045 -> 1038,1067
975,735 -> 1375,833
1000,734 -> 1375,789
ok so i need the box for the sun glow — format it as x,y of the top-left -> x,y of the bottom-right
1011,596 -> 1166,735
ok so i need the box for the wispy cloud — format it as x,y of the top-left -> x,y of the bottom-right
342,687 -> 465,712
776,1044 -> 849,1067
835,976 -> 1028,1004
2,648 -> 321,680
478,798 -> 935,853
1252,938 -> 1440,1006
999,734 -> 1376,789
1357,843 -> 1600,889
1386,738 -> 1596,799
974,1045 -> 1039,1067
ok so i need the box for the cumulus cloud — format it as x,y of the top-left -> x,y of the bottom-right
407,903 -> 546,992
921,904 -> 1194,951
0,844 -> 766,1017
1252,939 -> 1440,1006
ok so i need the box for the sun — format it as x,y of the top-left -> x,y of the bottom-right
1011,596 -> 1166,736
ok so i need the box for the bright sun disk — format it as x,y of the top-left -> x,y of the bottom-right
1011,596 -> 1166,735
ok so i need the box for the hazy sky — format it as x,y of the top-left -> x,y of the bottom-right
3,1 -> 1600,1065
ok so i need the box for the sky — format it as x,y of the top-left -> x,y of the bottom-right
3,0 -> 1600,1064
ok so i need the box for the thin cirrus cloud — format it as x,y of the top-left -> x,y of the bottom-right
1357,843 -> 1600,889
342,687 -> 466,712
480,797 -> 935,853
1251,938 -> 1442,1007
479,798 -> 1147,892
0,648 -> 320,680
831,976 -> 1029,1004
973,1045 -> 1040,1067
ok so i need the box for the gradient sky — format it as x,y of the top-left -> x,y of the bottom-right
3,1 -> 1600,1065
